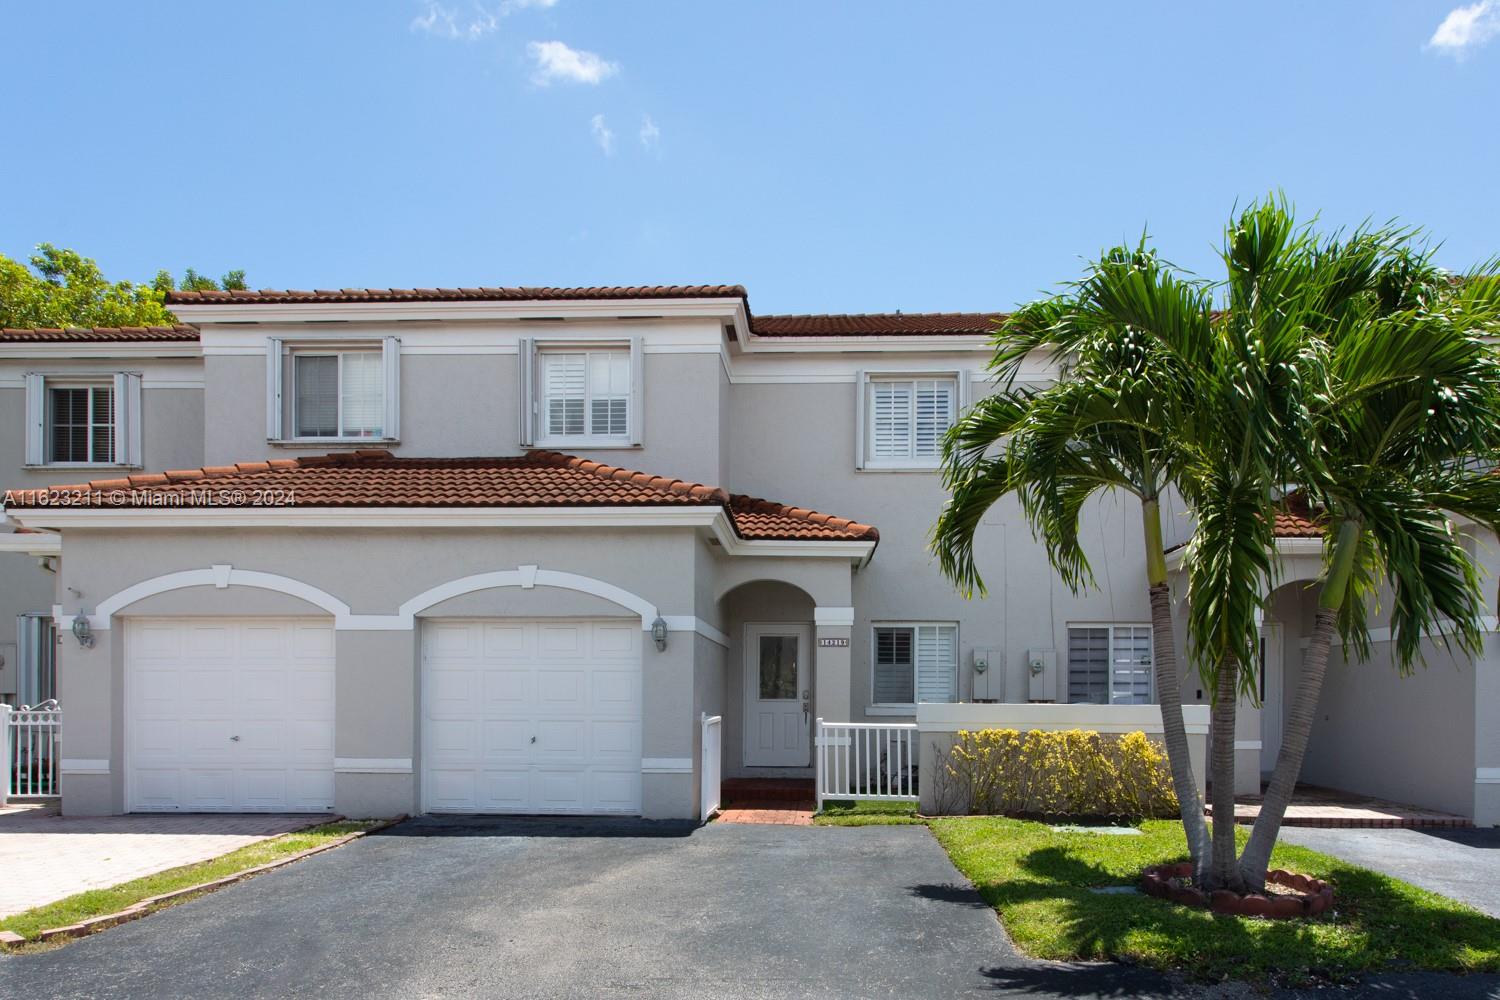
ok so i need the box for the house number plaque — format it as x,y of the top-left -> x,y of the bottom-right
817,637 -> 849,647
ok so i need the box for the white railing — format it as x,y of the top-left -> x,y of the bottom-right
815,718 -> 918,810
2,700 -> 61,803
700,713 -> 722,822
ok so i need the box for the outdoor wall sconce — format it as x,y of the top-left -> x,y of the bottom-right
651,616 -> 669,652
72,610 -> 95,649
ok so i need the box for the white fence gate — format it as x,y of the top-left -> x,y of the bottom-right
814,719 -> 918,810
2,700 -> 61,803
700,713 -> 722,821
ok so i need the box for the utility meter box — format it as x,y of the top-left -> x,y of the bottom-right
971,648 -> 1002,702
1026,648 -> 1057,702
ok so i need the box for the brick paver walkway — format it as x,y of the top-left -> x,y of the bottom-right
0,805 -> 323,917
715,803 -> 814,826
1208,784 -> 1472,829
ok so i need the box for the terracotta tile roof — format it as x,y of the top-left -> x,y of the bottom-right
0,324 -> 199,343
6,450 -> 877,543
750,311 -> 1004,337
1274,494 -> 1324,538
166,285 -> 748,306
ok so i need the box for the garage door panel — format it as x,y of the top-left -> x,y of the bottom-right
482,669 -> 531,706
481,719 -> 531,758
127,618 -> 334,813
423,618 -> 642,815
428,719 -> 478,758
591,719 -> 639,758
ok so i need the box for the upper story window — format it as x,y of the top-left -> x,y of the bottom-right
519,337 -> 642,449
1067,624 -> 1153,705
872,623 -> 958,706
266,337 -> 400,443
856,372 -> 966,470
24,372 -> 142,467
293,350 -> 385,439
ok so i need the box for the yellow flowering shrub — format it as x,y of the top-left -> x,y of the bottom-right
939,728 -> 1177,819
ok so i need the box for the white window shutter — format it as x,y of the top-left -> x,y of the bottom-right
24,373 -> 46,465
112,372 -> 143,466
517,337 -> 534,447
265,338 -> 284,440
382,336 -> 401,441
853,370 -> 866,469
959,369 -> 974,412
628,335 -> 644,446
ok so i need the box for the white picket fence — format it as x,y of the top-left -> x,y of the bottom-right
814,719 -> 918,810
700,713 -> 723,821
2,700 -> 61,803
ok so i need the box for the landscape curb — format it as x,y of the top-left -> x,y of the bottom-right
1,814 -> 408,948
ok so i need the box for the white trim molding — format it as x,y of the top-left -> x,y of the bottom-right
1234,740 -> 1264,751
661,616 -> 729,648
640,757 -> 694,773
814,607 -> 856,626
59,758 -> 110,775
334,757 -> 413,774
0,532 -> 60,556
1477,768 -> 1500,785
400,568 -> 659,630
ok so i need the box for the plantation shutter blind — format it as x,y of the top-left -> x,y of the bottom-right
870,381 -> 912,460
915,625 -> 957,703
23,373 -> 46,465
543,353 -> 586,436
1112,626 -> 1154,704
1067,627 -> 1111,704
587,351 -> 630,437
872,627 -> 914,704
912,379 -> 954,459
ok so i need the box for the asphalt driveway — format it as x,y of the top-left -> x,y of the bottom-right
0,815 -> 1178,1000
1278,825 -> 1500,918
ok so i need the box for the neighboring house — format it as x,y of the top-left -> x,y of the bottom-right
0,285 -> 1494,824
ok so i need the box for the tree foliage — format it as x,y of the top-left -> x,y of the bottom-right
0,244 -> 246,329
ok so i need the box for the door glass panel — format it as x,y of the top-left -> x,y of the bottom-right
758,635 -> 799,700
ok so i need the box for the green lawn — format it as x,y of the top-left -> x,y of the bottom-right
0,820 -> 380,945
929,817 -> 1500,984
813,800 -> 924,826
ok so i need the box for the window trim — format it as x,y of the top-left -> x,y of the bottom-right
869,620 -> 960,710
521,336 -> 644,450
23,371 -> 142,468
1065,621 -> 1155,706
266,337 -> 400,444
854,369 -> 970,472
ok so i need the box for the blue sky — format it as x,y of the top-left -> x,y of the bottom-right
3,2 -> 1497,314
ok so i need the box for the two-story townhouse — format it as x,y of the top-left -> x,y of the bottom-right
2,285 -> 1496,825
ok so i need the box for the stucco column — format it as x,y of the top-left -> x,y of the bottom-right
57,620 -> 118,815
813,607 -> 854,724
335,629 -> 417,818
641,626 -> 696,819
1476,633 -> 1500,826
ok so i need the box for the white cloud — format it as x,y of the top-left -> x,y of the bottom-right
590,114 -> 615,156
528,40 -> 619,85
638,114 -> 660,150
1428,1 -> 1500,58
410,0 -> 556,42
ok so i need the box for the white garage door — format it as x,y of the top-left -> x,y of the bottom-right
422,618 -> 642,814
126,618 -> 335,813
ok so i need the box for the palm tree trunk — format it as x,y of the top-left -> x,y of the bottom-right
1238,519 -> 1359,889
1208,655 -> 1244,891
1142,500 -> 1211,879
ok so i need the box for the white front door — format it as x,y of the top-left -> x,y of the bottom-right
742,623 -> 811,767
1259,623 -> 1284,775
421,618 -> 642,814
126,617 -> 336,813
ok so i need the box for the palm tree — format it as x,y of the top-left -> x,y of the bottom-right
1225,245 -> 1500,890
933,244 -> 1217,879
